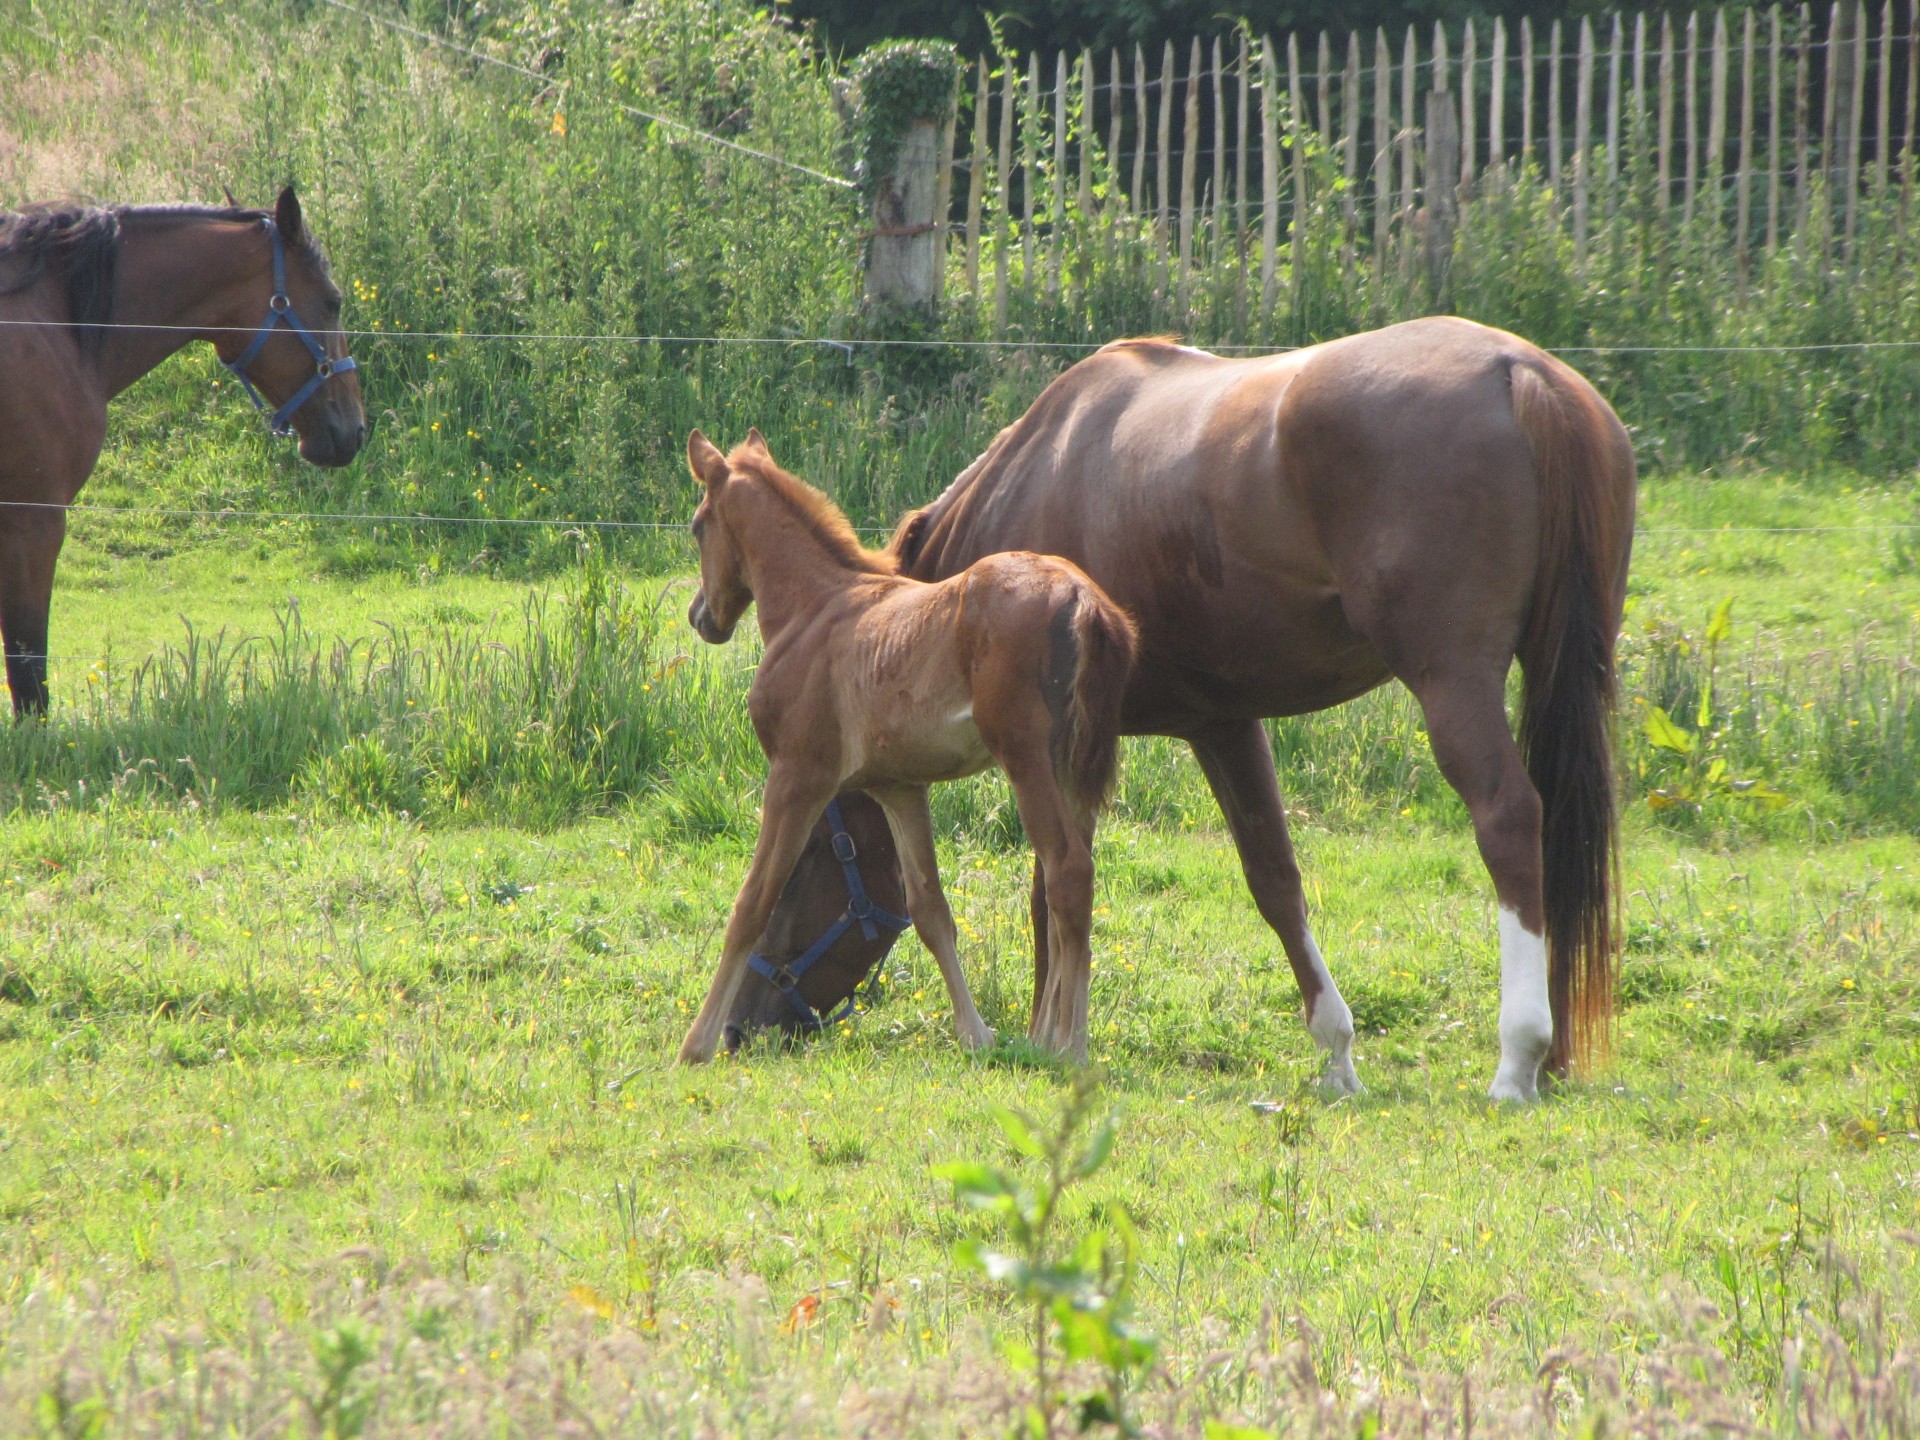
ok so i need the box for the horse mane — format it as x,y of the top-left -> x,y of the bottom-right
727,446 -> 897,575
0,202 -> 328,360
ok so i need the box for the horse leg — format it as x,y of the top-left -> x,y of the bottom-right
1187,717 -> 1361,1095
1404,670 -> 1551,1102
1027,860 -> 1052,1038
0,513 -> 65,719
870,784 -> 994,1051
677,766 -> 834,1064
1000,757 -> 1096,1061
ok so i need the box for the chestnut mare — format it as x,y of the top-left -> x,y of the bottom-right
678,429 -> 1136,1064
745,317 -> 1636,1102
0,186 -> 365,716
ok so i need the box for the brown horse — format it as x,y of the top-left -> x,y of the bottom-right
678,428 -> 1136,1065
755,317 -> 1635,1102
0,186 -> 365,716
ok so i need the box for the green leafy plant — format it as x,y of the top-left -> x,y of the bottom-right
1641,598 -> 1790,815
850,40 -> 962,201
936,1072 -> 1156,1437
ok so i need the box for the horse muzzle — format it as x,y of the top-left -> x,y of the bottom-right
299,415 -> 369,469
688,593 -> 733,644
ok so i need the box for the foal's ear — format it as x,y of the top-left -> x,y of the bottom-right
274,185 -> 306,244
687,429 -> 731,488
743,426 -> 772,457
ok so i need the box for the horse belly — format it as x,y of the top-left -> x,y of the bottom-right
844,697 -> 993,787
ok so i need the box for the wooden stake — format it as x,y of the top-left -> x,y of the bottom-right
1023,54 -> 1039,296
966,58 -> 987,305
1318,30 -> 1332,142
1214,35 -> 1227,267
1402,23 -> 1417,228
1261,36 -> 1280,316
1375,27 -> 1393,254
1575,19 -> 1594,258
1491,17 -> 1507,174
1683,11 -> 1698,223
1133,44 -> 1148,215
1157,40 -> 1173,299
1462,20 -> 1478,186
1768,5 -> 1783,252
1549,18 -> 1564,188
1608,15 -> 1624,189
1795,4 -> 1811,242
1051,51 -> 1067,299
1875,0 -> 1892,193
1846,0 -> 1867,238
1522,17 -> 1536,166
1344,32 -> 1361,237
1290,31 -> 1309,318
1710,9 -> 1730,212
1739,8 -> 1757,262
1659,15 -> 1675,208
994,62 -> 1012,335
1180,37 -> 1199,311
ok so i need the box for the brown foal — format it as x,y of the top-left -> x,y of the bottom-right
677,429 -> 1137,1064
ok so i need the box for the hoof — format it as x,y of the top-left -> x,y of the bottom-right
1319,1057 -> 1364,1097
1487,1068 -> 1541,1104
960,1023 -> 997,1052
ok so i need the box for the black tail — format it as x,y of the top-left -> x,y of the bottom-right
1510,357 -> 1636,1077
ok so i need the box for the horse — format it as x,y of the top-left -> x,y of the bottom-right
677,428 -> 1137,1065
0,185 -> 365,717
747,317 -> 1636,1102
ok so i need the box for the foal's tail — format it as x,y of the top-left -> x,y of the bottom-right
1510,354 -> 1637,1079
1048,582 -> 1139,822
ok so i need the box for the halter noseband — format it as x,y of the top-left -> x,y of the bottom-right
222,217 -> 358,438
746,797 -> 911,1033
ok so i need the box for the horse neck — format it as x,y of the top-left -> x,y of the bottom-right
726,481 -> 874,643
99,216 -> 269,398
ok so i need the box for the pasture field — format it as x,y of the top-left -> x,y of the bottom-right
1,471 -> 1918,1437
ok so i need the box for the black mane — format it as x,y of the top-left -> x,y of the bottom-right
0,202 -> 324,360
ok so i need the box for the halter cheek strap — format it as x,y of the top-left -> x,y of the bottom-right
222,217 -> 358,438
746,797 -> 912,1033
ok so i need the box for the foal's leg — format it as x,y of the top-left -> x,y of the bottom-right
1403,670 -> 1551,1103
1188,718 -> 1361,1095
678,766 -> 835,1064
0,513 -> 66,719
870,784 -> 994,1051
999,756 -> 1097,1062
1027,861 -> 1052,1036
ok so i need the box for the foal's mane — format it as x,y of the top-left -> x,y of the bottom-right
0,202 -> 326,359
728,446 -> 897,575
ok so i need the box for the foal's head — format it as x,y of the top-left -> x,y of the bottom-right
685,428 -> 758,643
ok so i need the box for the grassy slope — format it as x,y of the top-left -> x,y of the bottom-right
3,472 -> 1918,1434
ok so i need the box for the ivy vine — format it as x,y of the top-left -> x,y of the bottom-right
850,40 -> 962,202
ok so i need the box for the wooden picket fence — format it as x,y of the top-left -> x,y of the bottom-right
920,0 -> 1920,332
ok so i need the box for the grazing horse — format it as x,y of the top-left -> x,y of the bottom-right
678,429 -> 1137,1064
0,186 -> 365,716
760,317 -> 1636,1101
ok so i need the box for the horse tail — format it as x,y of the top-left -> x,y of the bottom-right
1508,355 -> 1636,1078
1048,582 -> 1139,822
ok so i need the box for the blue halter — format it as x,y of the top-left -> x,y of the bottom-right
746,798 -> 912,1032
222,218 -> 358,438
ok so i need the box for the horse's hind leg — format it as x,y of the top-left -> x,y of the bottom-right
869,784 -> 993,1051
678,765 -> 835,1064
0,512 -> 66,719
1027,861 -> 1051,1036
1188,718 -> 1361,1095
1403,669 -> 1551,1102
998,755 -> 1096,1061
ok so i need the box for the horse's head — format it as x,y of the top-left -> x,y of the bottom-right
685,428 -> 760,643
721,792 -> 910,1051
215,186 -> 366,468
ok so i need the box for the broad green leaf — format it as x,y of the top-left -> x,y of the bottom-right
1706,757 -> 1728,785
990,1103 -> 1045,1159
1205,1424 -> 1277,1440
1705,596 -> 1735,645
932,1161 -> 1010,1200
1074,1114 -> 1117,1178
1644,706 -> 1695,754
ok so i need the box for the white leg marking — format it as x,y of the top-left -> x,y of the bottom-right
1489,905 -> 1553,1103
1301,932 -> 1362,1096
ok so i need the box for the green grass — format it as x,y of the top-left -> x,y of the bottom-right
2,470 -> 1919,1434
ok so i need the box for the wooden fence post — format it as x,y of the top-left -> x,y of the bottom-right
1875,0 -> 1892,194
1375,28 -> 1393,252
1462,21 -> 1478,188
1490,17 -> 1507,176
1133,44 -> 1149,218
994,62 -> 1013,335
1846,0 -> 1867,241
1289,31 -> 1309,320
1575,19 -> 1594,259
1521,18 -> 1536,166
1739,7 -> 1757,267
1683,10 -> 1698,223
856,46 -> 962,312
1768,5 -> 1783,253
1180,37 -> 1200,313
966,59 -> 987,305
1425,86 -> 1459,306
1608,14 -> 1624,195
1549,18 -> 1564,188
1659,15 -> 1675,209
1261,36 -> 1280,316
1050,51 -> 1067,299
1157,40 -> 1174,299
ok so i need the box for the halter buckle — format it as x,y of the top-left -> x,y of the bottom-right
831,831 -> 858,864
269,292 -> 291,313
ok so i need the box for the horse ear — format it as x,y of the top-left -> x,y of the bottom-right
274,185 -> 305,243
222,184 -> 240,209
744,426 -> 771,456
687,429 -> 730,488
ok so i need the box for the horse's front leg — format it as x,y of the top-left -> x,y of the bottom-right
0,511 -> 67,719
1187,717 -> 1361,1096
870,784 -> 994,1052
677,766 -> 835,1064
